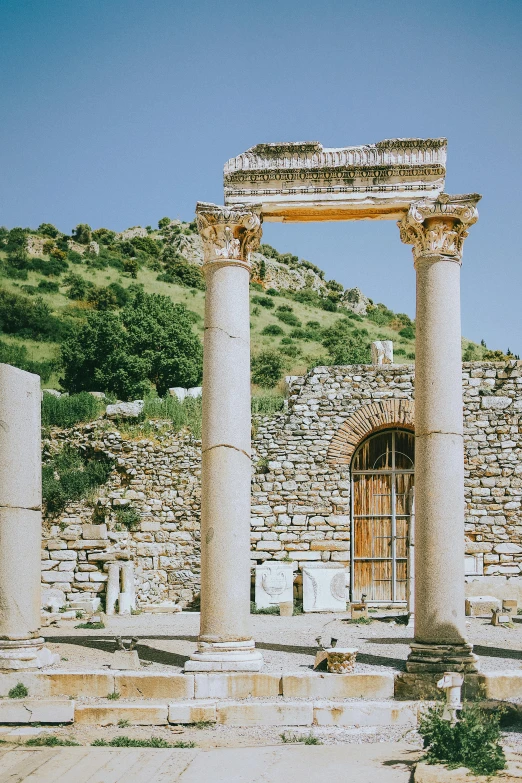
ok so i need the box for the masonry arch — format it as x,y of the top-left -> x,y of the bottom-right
326,399 -> 414,467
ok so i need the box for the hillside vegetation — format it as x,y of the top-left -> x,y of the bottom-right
0,218 -> 506,399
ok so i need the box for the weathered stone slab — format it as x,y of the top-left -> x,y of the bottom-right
194,673 -> 281,700
115,673 -> 194,699
254,563 -> 294,609
0,699 -> 74,724
302,564 -> 347,612
168,701 -> 216,724
75,702 -> 168,725
216,701 -> 313,726
465,595 -> 501,617
282,673 -> 394,700
313,700 -> 418,726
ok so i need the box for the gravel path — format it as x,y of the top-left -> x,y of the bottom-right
42,611 -> 522,674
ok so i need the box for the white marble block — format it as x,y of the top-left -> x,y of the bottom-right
255,563 -> 294,609
371,340 -> 393,365
302,564 -> 347,612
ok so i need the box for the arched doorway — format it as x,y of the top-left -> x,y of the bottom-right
351,429 -> 414,603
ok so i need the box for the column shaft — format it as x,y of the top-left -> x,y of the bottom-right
399,194 -> 481,673
199,263 -> 252,643
186,201 -> 263,672
414,257 -> 466,645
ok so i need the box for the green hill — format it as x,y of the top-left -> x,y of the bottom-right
0,219 -> 502,398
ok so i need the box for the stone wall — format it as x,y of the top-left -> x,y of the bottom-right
42,427 -> 201,608
41,360 -> 522,608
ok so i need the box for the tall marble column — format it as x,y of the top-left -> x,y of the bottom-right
0,364 -> 58,669
399,193 -> 481,673
185,202 -> 264,672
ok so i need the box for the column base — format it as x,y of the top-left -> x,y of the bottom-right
184,639 -> 264,672
0,638 -> 60,671
406,641 -> 478,674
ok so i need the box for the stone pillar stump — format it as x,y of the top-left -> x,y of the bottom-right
185,202 -> 263,672
399,193 -> 481,673
0,364 -> 58,669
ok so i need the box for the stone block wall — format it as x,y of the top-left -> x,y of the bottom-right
41,360 -> 522,607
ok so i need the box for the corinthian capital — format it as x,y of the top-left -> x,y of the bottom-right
196,202 -> 263,269
398,193 -> 481,266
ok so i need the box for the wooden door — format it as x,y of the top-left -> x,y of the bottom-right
351,429 -> 414,603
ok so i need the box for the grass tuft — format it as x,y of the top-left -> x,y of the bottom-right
91,736 -> 195,748
8,683 -> 28,699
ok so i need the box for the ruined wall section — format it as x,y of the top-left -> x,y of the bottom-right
41,361 -> 522,608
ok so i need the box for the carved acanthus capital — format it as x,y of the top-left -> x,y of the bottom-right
398,193 -> 481,266
196,202 -> 263,269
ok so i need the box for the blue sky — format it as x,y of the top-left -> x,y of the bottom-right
1,0 -> 521,352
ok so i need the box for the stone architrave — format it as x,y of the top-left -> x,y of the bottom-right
0,364 -> 59,670
255,563 -> 294,609
371,341 -> 393,365
224,138 -> 447,222
185,202 -> 264,672
399,193 -> 481,673
302,564 -> 347,613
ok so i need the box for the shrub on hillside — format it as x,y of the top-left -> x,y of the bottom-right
322,319 -> 371,364
0,340 -> 54,382
37,280 -> 60,293
367,303 -> 395,326
252,295 -> 274,309
276,310 -> 301,327
63,272 -> 94,300
131,235 -> 161,256
251,349 -> 286,388
42,392 -> 104,428
60,290 -> 203,399
43,446 -> 113,515
261,324 -> 284,336
92,228 -> 116,246
0,290 -> 63,341
29,256 -> 68,276
158,252 -> 204,290
399,325 -> 415,340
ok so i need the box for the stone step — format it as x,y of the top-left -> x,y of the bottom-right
71,699 -> 420,727
0,670 -> 393,700
0,699 -> 74,724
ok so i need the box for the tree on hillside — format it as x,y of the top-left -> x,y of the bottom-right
38,223 -> 60,238
60,290 -> 203,399
71,224 -> 92,244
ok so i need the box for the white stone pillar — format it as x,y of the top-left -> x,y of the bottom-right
399,194 -> 481,673
185,202 -> 263,672
0,364 -> 58,669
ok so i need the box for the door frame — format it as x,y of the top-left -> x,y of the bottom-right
349,428 -> 414,604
